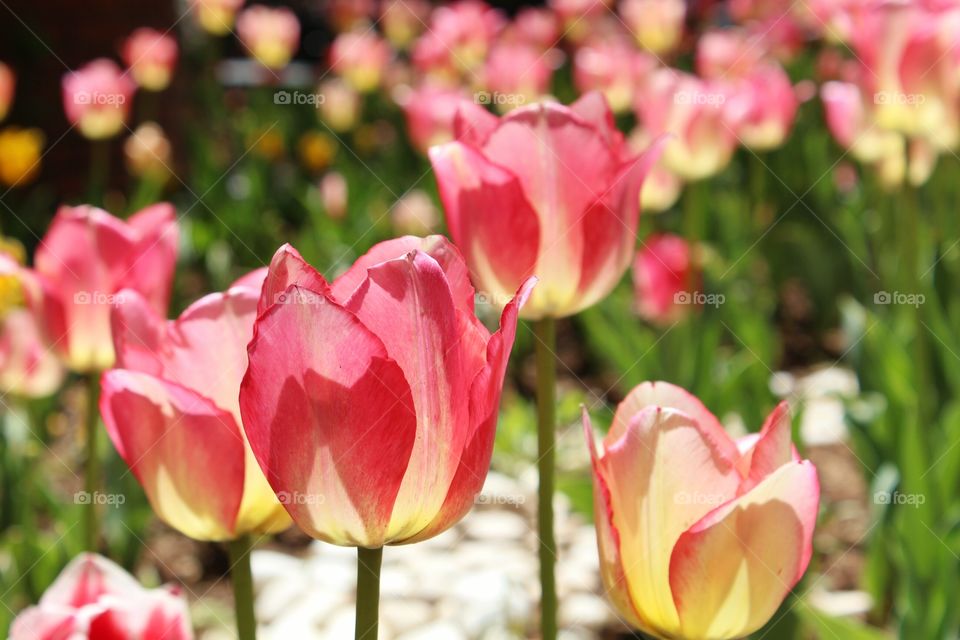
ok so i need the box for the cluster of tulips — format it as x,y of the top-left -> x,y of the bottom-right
1,84 -> 820,639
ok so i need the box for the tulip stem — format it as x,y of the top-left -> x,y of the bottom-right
227,534 -> 257,640
83,374 -> 100,551
533,316 -> 558,640
87,140 -> 110,207
355,546 -> 383,640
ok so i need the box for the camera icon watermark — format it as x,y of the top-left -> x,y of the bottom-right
274,90 -> 326,107
474,91 -> 526,107
874,91 -> 926,107
674,291 -> 725,308
874,291 -> 924,308
475,493 -> 526,507
74,91 -> 127,106
74,491 -> 126,507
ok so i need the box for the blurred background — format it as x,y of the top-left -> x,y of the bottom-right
1,0 -> 958,638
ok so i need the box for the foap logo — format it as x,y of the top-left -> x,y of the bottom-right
74,491 -> 126,507
874,291 -> 925,308
874,490 -> 925,508
274,90 -> 326,107
474,291 -> 513,308
674,490 -> 726,506
74,291 -> 126,305
674,291 -> 725,308
674,91 -> 726,107
276,491 -> 325,505
274,289 -> 326,306
874,91 -> 926,107
75,92 -> 126,106
475,493 -> 525,507
474,91 -> 526,107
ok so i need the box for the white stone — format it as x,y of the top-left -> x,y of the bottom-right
560,593 -> 613,629
250,550 -> 303,590
380,599 -> 434,634
255,573 -> 309,623
463,510 -> 530,541
395,620 -> 466,640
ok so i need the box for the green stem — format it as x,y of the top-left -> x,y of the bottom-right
902,185 -> 930,423
87,140 -> 110,206
227,534 -> 257,640
355,546 -> 383,640
533,317 -> 558,640
83,374 -> 100,551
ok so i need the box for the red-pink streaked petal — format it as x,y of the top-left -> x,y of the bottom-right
38,553 -> 142,607
669,460 -> 820,638
100,369 -> 245,541
240,286 -> 417,547
258,244 -> 331,316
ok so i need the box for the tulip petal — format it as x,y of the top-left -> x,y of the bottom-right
125,203 -> 178,313
343,251 -> 471,539
599,405 -> 741,634
669,460 -> 820,639
258,244 -> 331,316
737,401 -> 794,491
240,285 -> 418,547
430,141 -> 540,307
101,369 -> 246,541
39,553 -> 142,606
570,91 -> 622,148
452,100 -> 500,147
404,277 -> 535,543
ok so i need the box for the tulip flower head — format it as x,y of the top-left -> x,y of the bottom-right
381,0 -> 430,49
100,271 -> 292,541
237,5 -> 301,70
620,0 -> 686,55
0,126 -> 44,187
430,92 -> 664,320
191,0 -> 244,36
0,62 -> 14,122
239,236 -> 534,547
480,41 -> 553,112
10,553 -> 193,640
29,204 -> 178,373
124,122 -> 173,181
401,84 -> 470,153
633,234 -> 697,324
122,28 -> 178,92
329,30 -> 392,93
584,382 -> 819,639
62,59 -> 136,140
573,39 -> 657,114
0,253 -> 64,398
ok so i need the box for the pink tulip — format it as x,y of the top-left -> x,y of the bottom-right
381,0 -> 430,49
728,63 -> 798,150
317,78 -> 361,133
619,0 -> 686,54
122,28 -> 178,92
10,553 -> 192,640
508,7 -> 561,51
329,30 -> 392,93
236,5 -> 300,70
412,0 -> 504,82
584,382 -> 819,639
481,41 -> 553,111
400,83 -> 470,153
28,204 -> 178,373
61,59 -> 136,140
0,254 -> 64,398
548,0 -> 613,43
239,237 -> 534,547
634,69 -> 741,181
327,0 -> 378,32
430,93 -> 664,320
574,38 -> 657,114
696,28 -> 766,80
99,272 -> 291,541
633,234 -> 696,324
190,0 -> 244,36
0,61 -> 14,122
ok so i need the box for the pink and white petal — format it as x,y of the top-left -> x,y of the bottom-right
239,286 -> 418,547
599,406 -> 742,634
39,553 -> 142,607
125,203 -> 179,315
452,100 -> 500,147
9,605 -> 80,640
669,460 -> 820,639
403,277 -> 535,543
111,289 -> 165,375
570,91 -> 622,149
231,267 -> 268,292
100,370 -> 246,541
258,244 -> 331,316
609,381 -> 735,458
429,141 -> 540,308
343,252 -> 471,540
736,401 -> 794,490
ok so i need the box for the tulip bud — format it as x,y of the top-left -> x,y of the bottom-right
239,237 -> 534,547
584,382 -> 819,639
191,0 -> 244,36
318,78 -> 361,132
124,122 -> 173,181
10,553 -> 193,640
0,126 -> 44,188
122,28 -> 178,92
430,92 -> 663,320
0,62 -> 14,122
237,5 -> 301,70
62,59 -> 135,140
